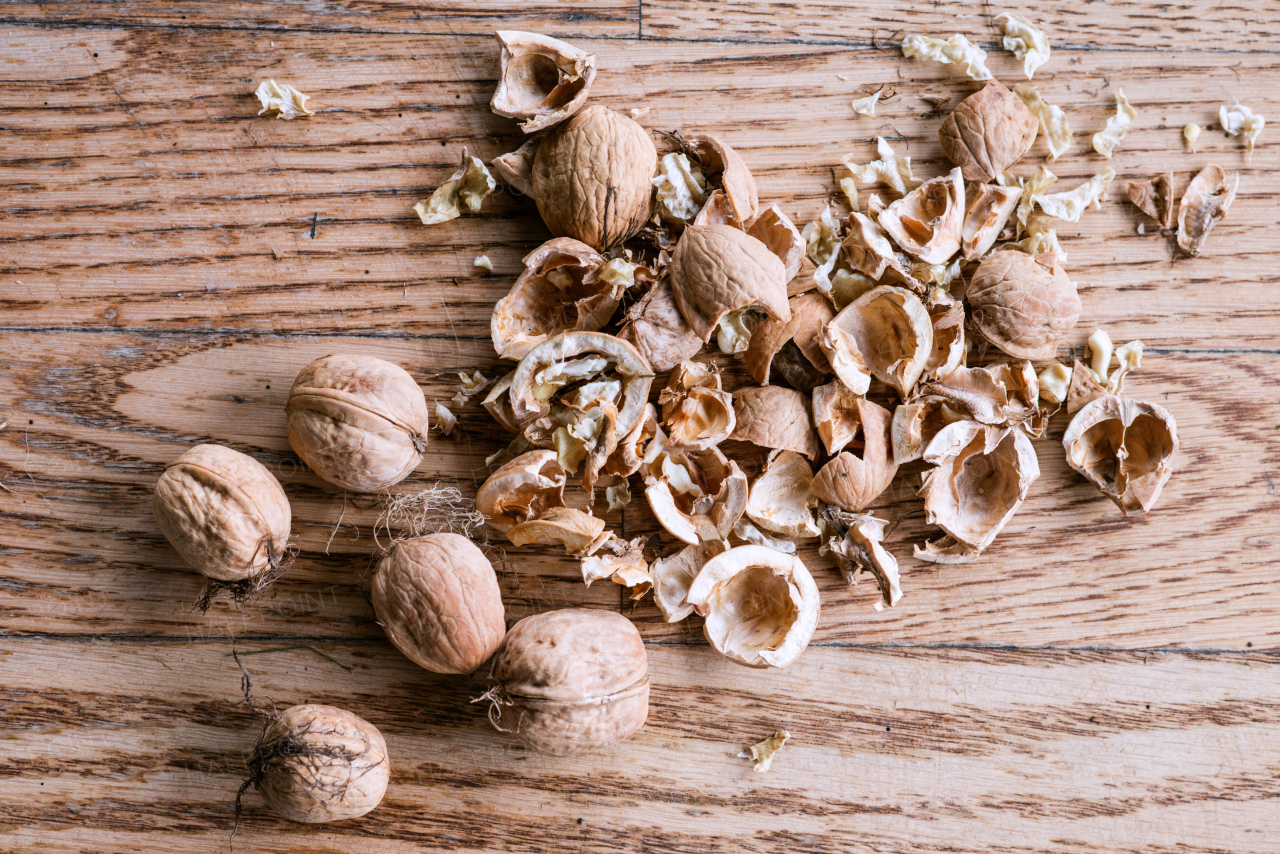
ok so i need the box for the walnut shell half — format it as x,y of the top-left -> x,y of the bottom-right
811,398 -> 898,512
476,449 -> 567,533
644,443 -> 748,545
821,285 -> 934,398
617,279 -> 705,374
491,31 -> 596,133
940,79 -> 1039,183
967,250 -> 1080,360
670,223 -> 790,342
730,386 -> 822,460
658,361 -> 735,450
1063,395 -> 1178,515
878,168 -> 965,265
745,450 -> 822,538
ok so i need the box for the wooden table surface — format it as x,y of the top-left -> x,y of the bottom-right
2,1 -> 1278,851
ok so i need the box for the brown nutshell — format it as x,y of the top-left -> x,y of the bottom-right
967,250 -> 1081,360
731,386 -> 822,460
811,398 -> 898,512
939,80 -> 1039,182
1063,395 -> 1179,515
669,223 -> 791,342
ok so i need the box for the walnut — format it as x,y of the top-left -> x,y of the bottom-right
820,285 -> 934,397
744,292 -> 834,386
531,106 -> 657,251
961,183 -> 1021,260
490,31 -> 595,133
658,361 -> 735,450
811,398 -> 897,512
877,168 -> 965,265
1126,173 -> 1175,231
939,80 -> 1039,182
476,449 -> 566,534
617,279 -> 704,373
1176,164 -> 1238,257
482,609 -> 649,756
745,450 -> 821,538
1063,395 -> 1178,515
669,223 -> 790,343
967,250 -> 1080,360
730,386 -> 822,460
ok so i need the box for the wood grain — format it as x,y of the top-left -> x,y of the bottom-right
2,639 -> 1278,853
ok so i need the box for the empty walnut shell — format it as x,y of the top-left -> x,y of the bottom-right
1063,395 -> 1178,515
617,279 -> 704,374
651,540 -> 726,622
841,212 -> 915,284
890,396 -> 965,465
644,443 -> 748,545
687,134 -> 760,224
920,361 -> 1041,432
507,506 -> 607,555
484,608 -> 649,756
744,292 -> 834,386
940,79 -> 1039,183
811,398 -> 898,512
686,545 -> 819,669
532,106 -> 657,251
670,223 -> 790,342
923,290 -> 966,383
372,534 -> 506,674
821,285 -> 934,398
811,381 -> 861,455
658,361 -> 735,450
967,250 -> 1081,360
605,402 -> 658,477
879,168 -> 965,265
745,450 -> 821,538
747,204 -> 806,280
492,238 -> 616,361
476,449 -> 567,533
1176,164 -> 1238,257
730,385 -> 822,460
286,354 -> 429,492
153,444 -> 292,582
962,183 -> 1021,260
491,31 -> 596,133
482,372 -> 520,434
251,704 -> 389,824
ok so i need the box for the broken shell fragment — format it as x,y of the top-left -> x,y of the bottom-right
414,150 -> 496,226
686,134 -> 760,224
506,506 -> 607,555
532,106 -> 658,251
811,398 -> 898,512
744,292 -> 834,386
476,449 -> 567,534
254,80 -> 313,120
821,508 -> 902,607
745,451 -> 822,539
491,238 -> 614,361
730,386 -> 822,460
967,250 -> 1080,360
890,396 -> 966,465
916,421 -> 1040,562
491,31 -> 596,133
821,286 -> 934,398
482,372 -> 520,434
922,290 -> 966,383
1177,164 -> 1238,257
747,205 -> 807,280
1063,395 -> 1178,515
1091,90 -> 1136,159
651,540 -> 726,622
919,361 -> 1042,434
940,80 -> 1039,183
581,536 -> 652,599
491,138 -> 539,197
1126,173 -> 1175,231
811,381 -> 863,456
686,546 -> 820,669
617,280 -> 704,373
841,213 -> 916,285
670,224 -> 790,343
878,168 -> 966,265
658,361 -> 736,450
644,444 -> 748,545
961,183 -> 1021,260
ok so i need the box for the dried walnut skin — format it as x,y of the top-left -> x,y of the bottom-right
254,704 -> 390,824
152,444 -> 291,582
967,251 -> 1080,360
286,354 -> 429,492
488,609 -> 649,756
372,534 -> 506,675
532,106 -> 658,251
940,80 -> 1039,183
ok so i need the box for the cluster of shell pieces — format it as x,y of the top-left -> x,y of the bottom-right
470,35 -> 1181,674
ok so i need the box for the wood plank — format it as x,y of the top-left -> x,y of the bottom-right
1,29 -> 1277,345
643,0 -> 1280,52
3,332 -> 1277,648
2,639 -> 1278,852
0,1 -> 638,37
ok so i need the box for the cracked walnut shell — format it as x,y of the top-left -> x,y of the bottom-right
821,285 -> 934,398
687,134 -> 760,224
878,168 -> 966,265
484,609 -> 649,756
811,398 -> 898,512
491,31 -> 596,133
744,292 -> 834,387
644,443 -> 748,545
730,385 -> 822,460
372,534 -> 506,675
532,106 -> 657,251
617,279 -> 704,374
940,79 -> 1039,183
286,354 -> 429,493
745,450 -> 821,539
476,449 -> 567,534
967,250 -> 1080,361
658,361 -> 735,450
670,223 -> 790,342
1063,395 -> 1178,515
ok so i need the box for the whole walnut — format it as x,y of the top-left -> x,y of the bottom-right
482,609 -> 649,756
939,80 -> 1039,183
249,704 -> 389,824
286,354 -> 429,492
531,105 -> 658,251
967,250 -> 1081,360
372,534 -> 506,674
152,444 -> 291,582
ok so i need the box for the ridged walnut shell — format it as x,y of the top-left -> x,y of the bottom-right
670,223 -> 790,342
372,534 -> 506,675
491,238 -> 611,361
1063,395 -> 1179,515
532,106 -> 657,251
811,398 -> 898,512
152,444 -> 291,582
252,704 -> 389,824
967,251 -> 1081,360
486,609 -> 649,756
730,386 -> 822,460
286,354 -> 429,492
939,80 -> 1039,183
618,279 -> 704,374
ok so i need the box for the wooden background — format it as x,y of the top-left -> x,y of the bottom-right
2,1 -> 1278,851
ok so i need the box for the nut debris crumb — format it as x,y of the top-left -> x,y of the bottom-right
1092,90 -> 1137,158
474,254 -> 493,272
741,729 -> 791,773
414,150 -> 496,226
254,80 -> 313,119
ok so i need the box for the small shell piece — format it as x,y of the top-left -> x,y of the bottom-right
532,106 -> 657,251
686,546 -> 820,669
255,80 -> 313,120
286,354 -> 430,492
651,540 -> 726,622
919,362 -> 1042,433
811,398 -> 898,512
252,704 -> 389,824
821,508 -> 902,607
582,536 -> 652,599
1063,395 -> 1178,515
507,506 -> 607,556
1091,90 -> 1137,159
485,609 -> 649,756
731,386 -> 822,460
658,361 -> 735,450
967,251 -> 1080,360
644,444 -> 748,545
618,280 -> 704,374
491,238 -> 615,361
961,183 -> 1021,260
476,449 -> 567,533
670,224 -> 790,342
811,381 -> 862,455
745,450 -> 822,539
939,80 -> 1039,183
878,168 -> 966,265
1126,173 -> 1175,231
747,205 -> 807,280
153,444 -> 292,582
917,421 -> 1040,562
744,729 -> 791,772
687,134 -> 760,224
414,150 -> 496,226
491,31 -> 596,133
744,292 -> 834,386
821,286 -> 934,398
1177,164 -> 1238,257
372,534 -> 506,674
